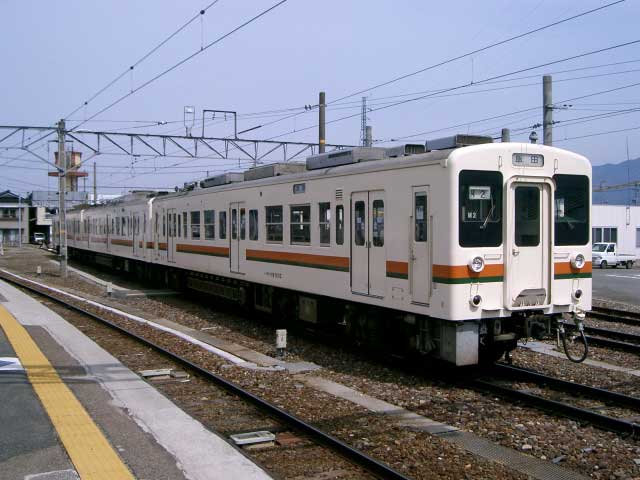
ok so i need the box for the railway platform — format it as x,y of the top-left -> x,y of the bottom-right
0,279 -> 272,480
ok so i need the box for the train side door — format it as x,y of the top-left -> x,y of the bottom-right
505,180 -> 551,308
230,202 -> 245,274
351,190 -> 386,297
141,213 -> 147,260
106,214 -> 111,252
410,187 -> 431,304
167,208 -> 176,263
132,213 -> 139,257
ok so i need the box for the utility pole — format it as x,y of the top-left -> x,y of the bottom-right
318,91 -> 326,154
93,162 -> 97,205
57,119 -> 68,277
543,75 -> 552,146
360,97 -> 367,146
18,194 -> 22,248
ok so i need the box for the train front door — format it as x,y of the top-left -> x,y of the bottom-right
230,202 -> 245,274
505,180 -> 551,308
351,190 -> 385,297
410,187 -> 431,304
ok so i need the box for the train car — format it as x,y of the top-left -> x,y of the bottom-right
58,136 -> 592,365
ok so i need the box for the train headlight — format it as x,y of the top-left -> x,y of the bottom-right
470,295 -> 482,307
571,253 -> 586,269
573,289 -> 583,301
469,256 -> 485,273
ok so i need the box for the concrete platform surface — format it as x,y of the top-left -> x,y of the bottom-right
0,279 -> 272,480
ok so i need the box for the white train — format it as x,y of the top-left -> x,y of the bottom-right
58,136 -> 592,365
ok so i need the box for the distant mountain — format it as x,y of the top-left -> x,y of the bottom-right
592,158 -> 640,205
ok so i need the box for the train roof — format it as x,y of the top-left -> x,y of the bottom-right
74,141 -> 590,211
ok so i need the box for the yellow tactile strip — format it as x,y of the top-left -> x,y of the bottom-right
0,305 -> 135,480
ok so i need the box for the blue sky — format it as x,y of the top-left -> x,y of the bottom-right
1,0 -> 640,194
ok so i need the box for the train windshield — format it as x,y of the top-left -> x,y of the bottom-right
554,174 -> 589,246
459,170 -> 503,247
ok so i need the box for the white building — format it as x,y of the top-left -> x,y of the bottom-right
0,190 -> 29,246
592,204 -> 640,256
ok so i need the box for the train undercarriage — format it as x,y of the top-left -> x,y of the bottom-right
68,247 -> 580,365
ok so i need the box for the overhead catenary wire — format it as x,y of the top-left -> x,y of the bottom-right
328,0 -> 627,105
71,0 -> 289,132
63,0 -> 223,121
386,78 -> 640,142
239,1 -> 628,137
259,39 -> 640,143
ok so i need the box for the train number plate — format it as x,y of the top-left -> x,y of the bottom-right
469,186 -> 491,200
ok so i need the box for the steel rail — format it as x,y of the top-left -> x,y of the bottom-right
0,273 -> 411,480
469,378 -> 640,437
583,335 -> 640,354
589,306 -> 640,327
583,325 -> 640,344
565,323 -> 640,353
491,363 -> 640,410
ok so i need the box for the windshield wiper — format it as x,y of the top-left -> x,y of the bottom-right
480,204 -> 495,230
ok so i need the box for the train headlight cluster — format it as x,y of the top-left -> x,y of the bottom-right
468,256 -> 485,273
571,253 -> 586,269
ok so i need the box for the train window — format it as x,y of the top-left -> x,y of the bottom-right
182,212 -> 187,237
336,205 -> 344,245
459,170 -> 503,247
372,199 -> 384,247
249,209 -> 258,241
290,205 -> 311,244
219,211 -> 227,239
414,193 -> 427,242
173,214 -> 177,237
514,186 -> 540,247
240,208 -> 246,240
191,211 -> 201,240
319,202 -> 331,245
231,209 -> 237,240
177,214 -> 181,237
204,210 -> 215,240
265,206 -> 283,243
354,201 -> 365,246
554,174 -> 589,246
162,215 -> 166,237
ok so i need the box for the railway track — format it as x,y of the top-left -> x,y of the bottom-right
0,270 -> 411,480
467,364 -> 640,438
589,306 -> 640,327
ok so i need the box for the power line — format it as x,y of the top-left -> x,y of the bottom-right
382,77 -> 640,142
263,39 -> 640,143
72,0 -> 289,132
555,123 -> 640,142
329,0 -> 627,105
63,0 -> 222,121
